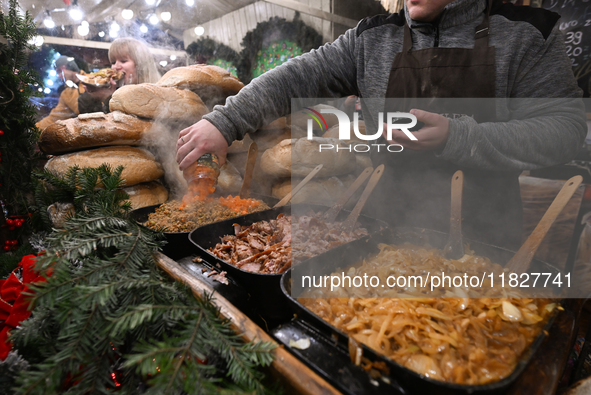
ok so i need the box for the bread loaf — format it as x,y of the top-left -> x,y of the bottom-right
122,181 -> 169,209
156,65 -> 244,109
217,160 -> 243,195
272,175 -> 356,205
38,111 -> 154,154
109,84 -> 209,123
322,120 -> 370,144
45,146 -> 164,186
260,137 -> 357,178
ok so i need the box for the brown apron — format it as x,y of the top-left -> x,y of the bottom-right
369,0 -> 523,250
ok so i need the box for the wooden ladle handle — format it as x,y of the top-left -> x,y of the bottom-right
506,175 -> 583,273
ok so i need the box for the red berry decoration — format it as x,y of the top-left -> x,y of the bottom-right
8,226 -> 14,231
6,219 -> 13,226
0,130 -> 4,135
15,220 -> 22,227
3,245 -> 9,251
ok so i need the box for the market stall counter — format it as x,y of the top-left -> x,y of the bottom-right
154,244 -> 581,395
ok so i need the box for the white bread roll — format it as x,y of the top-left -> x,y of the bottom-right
38,111 -> 154,155
109,84 -> 209,123
122,181 -> 169,209
45,146 -> 164,187
287,104 -> 340,134
156,65 -> 244,109
260,137 -> 357,178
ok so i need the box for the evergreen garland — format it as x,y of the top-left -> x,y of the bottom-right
186,37 -> 240,65
6,165 -> 276,394
0,0 -> 44,258
237,12 -> 323,83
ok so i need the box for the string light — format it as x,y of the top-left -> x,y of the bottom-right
194,26 -> 204,36
149,14 -> 159,25
122,9 -> 134,19
160,11 -> 171,22
139,24 -> 148,33
186,0 -> 195,5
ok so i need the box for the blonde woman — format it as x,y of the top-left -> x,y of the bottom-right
79,37 -> 161,113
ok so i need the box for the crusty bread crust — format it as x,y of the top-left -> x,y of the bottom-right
44,146 -> 165,186
38,111 -> 154,154
122,181 -> 169,209
260,137 -> 357,178
157,64 -> 244,96
109,84 -> 209,122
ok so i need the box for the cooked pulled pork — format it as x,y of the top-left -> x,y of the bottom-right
208,211 -> 369,274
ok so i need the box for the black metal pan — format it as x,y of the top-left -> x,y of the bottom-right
188,203 -> 389,324
129,193 -> 279,260
281,227 -> 561,395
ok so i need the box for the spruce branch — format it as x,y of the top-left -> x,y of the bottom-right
12,165 -> 277,394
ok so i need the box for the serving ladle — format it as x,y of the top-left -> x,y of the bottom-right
323,166 -> 373,223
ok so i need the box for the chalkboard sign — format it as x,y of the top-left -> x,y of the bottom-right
542,0 -> 591,99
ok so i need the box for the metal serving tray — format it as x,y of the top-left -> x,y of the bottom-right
188,203 -> 389,324
280,227 -> 561,395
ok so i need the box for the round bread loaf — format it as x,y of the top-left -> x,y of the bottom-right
38,111 -> 154,155
45,146 -> 164,186
322,120 -> 370,144
122,181 -> 169,209
260,137 -> 357,178
272,175 -> 356,205
287,104 -> 340,134
109,84 -> 208,123
216,160 -> 243,195
156,65 -> 244,109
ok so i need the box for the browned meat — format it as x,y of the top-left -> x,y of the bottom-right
208,211 -> 369,274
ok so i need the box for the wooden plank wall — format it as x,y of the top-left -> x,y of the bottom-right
183,0 -> 332,52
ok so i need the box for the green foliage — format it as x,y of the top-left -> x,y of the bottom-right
33,164 -> 131,231
186,37 -> 240,65
9,165 -> 275,394
0,0 -> 43,243
237,12 -> 323,83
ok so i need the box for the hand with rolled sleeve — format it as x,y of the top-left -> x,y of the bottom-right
176,119 -> 229,171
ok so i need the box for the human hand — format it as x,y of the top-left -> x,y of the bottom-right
176,119 -> 229,171
384,109 -> 450,151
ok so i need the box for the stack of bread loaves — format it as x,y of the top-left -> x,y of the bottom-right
226,104 -> 373,205
39,65 -> 245,210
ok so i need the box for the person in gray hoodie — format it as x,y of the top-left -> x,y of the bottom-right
176,0 -> 586,250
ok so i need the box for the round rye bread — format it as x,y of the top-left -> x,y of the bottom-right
45,146 -> 164,186
157,65 -> 244,102
260,137 -> 357,178
109,83 -> 209,122
122,181 -> 169,209
38,111 -> 154,155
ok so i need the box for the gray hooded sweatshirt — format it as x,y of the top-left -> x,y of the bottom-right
203,0 -> 586,173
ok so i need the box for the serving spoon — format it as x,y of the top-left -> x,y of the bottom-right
506,175 -> 583,273
443,170 -> 464,259
323,167 -> 373,223
340,165 -> 385,234
273,164 -> 324,208
239,142 -> 258,199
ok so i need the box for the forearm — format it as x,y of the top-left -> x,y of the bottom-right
439,100 -> 586,171
204,31 -> 359,145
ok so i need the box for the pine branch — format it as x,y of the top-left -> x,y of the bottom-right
12,165 -> 277,394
